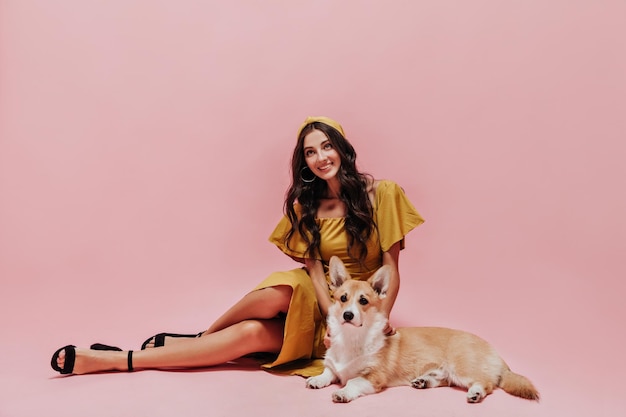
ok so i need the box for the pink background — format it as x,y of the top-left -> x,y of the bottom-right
1,1 -> 625,416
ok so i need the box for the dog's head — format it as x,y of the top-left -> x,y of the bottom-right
327,256 -> 390,327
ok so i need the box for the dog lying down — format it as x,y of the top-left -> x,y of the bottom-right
306,256 -> 540,403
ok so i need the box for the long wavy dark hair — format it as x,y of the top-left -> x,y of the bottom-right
284,121 -> 375,265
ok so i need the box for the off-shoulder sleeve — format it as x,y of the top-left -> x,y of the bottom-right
375,180 -> 424,252
268,205 -> 309,260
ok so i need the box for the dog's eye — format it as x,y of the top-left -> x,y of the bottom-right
340,294 -> 348,302
359,296 -> 368,305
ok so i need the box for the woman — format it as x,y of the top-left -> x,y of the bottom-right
50,116 -> 424,376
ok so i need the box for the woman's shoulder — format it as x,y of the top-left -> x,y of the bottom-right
289,201 -> 304,213
371,179 -> 402,195
367,179 -> 402,207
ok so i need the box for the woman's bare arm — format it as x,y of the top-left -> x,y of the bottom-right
380,241 -> 402,335
304,258 -> 333,318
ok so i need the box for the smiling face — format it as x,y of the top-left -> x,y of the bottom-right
303,129 -> 341,183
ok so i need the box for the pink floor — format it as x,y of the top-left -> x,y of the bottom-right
1,252 -> 624,417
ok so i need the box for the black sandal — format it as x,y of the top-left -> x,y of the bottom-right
50,345 -> 76,375
89,343 -> 134,372
50,344 -> 134,374
141,332 -> 203,350
90,343 -> 122,351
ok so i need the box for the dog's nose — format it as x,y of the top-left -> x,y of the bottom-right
343,311 -> 354,322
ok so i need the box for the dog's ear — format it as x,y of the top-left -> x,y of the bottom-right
367,265 -> 391,298
329,256 -> 351,289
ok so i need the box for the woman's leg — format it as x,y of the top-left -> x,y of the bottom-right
143,285 -> 293,348
206,285 -> 292,333
54,318 -> 285,375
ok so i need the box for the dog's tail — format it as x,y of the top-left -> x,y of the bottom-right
498,368 -> 540,401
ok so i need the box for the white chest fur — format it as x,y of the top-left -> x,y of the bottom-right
324,308 -> 388,385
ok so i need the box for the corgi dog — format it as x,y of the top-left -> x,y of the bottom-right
305,256 -> 540,403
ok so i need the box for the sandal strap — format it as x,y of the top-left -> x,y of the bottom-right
90,343 -> 122,351
127,351 -> 134,372
142,332 -> 203,350
51,345 -> 76,374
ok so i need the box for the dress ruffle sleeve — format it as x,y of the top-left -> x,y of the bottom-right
268,204 -> 310,260
375,180 -> 425,252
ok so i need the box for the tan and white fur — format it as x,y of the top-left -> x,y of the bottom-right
305,256 -> 540,403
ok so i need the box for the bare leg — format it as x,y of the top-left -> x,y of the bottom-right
55,319 -> 285,375
143,285 -> 292,348
206,286 -> 292,333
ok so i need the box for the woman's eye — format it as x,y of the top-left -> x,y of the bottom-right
323,143 -> 332,150
359,297 -> 368,305
305,150 -> 315,157
340,294 -> 347,302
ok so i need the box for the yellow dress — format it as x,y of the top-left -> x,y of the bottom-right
253,180 -> 424,376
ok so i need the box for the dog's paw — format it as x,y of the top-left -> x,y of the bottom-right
411,369 -> 446,389
306,368 -> 336,389
306,376 -> 330,389
410,378 -> 427,389
332,389 -> 355,403
466,384 -> 486,403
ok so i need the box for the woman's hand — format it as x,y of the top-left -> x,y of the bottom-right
383,320 -> 396,336
324,328 -> 331,348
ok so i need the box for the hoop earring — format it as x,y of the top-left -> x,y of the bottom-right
300,166 -> 317,183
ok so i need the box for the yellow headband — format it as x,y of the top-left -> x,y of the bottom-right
297,116 -> 346,138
